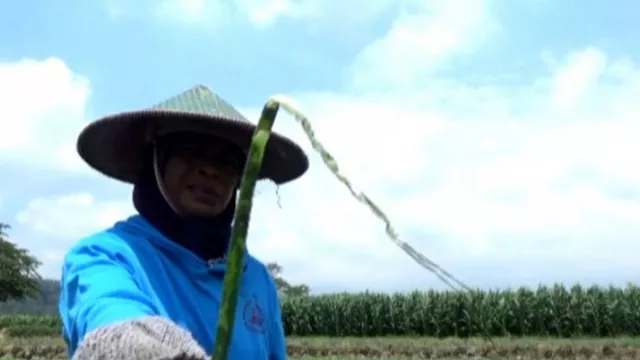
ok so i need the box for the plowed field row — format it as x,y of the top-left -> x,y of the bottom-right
1,337 -> 640,359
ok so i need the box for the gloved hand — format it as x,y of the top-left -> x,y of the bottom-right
73,316 -> 209,360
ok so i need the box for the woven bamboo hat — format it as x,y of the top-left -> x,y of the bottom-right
77,85 -> 309,185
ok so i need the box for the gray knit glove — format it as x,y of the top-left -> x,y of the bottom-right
73,316 -> 209,360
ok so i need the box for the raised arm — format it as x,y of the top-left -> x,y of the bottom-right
60,233 -> 156,344
59,232 -> 208,360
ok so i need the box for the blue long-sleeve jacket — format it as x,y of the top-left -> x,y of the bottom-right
59,215 -> 286,360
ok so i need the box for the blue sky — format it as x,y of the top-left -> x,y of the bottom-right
1,0 -> 639,293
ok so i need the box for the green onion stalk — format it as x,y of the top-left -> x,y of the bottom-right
211,96 -> 472,360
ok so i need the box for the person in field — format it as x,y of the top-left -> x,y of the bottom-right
58,85 -> 308,360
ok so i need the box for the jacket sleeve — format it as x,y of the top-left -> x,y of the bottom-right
266,276 -> 287,360
59,232 -> 159,355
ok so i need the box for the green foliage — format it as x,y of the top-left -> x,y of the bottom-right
281,284 -> 640,337
0,223 -> 42,303
3,284 -> 640,338
3,324 -> 59,337
267,262 -> 310,298
0,279 -> 60,314
0,314 -> 60,328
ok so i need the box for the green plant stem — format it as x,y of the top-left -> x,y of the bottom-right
212,92 -> 473,359
211,100 -> 279,360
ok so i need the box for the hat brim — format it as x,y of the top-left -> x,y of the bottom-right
77,109 -> 309,185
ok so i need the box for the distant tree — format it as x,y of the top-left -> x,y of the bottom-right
0,279 -> 60,314
0,223 -> 42,303
267,262 -> 310,298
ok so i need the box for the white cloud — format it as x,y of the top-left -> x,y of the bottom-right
230,0 -> 396,28
241,43 -> 640,290
13,192 -> 133,277
0,57 -> 103,276
349,0 -> 498,91
153,0 -> 309,27
16,193 -> 133,240
0,57 -> 91,172
155,0 -> 218,24
153,0 -> 397,30
549,47 -> 608,111
232,0 -> 309,27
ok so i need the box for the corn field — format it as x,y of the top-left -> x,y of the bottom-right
1,284 -> 640,338
282,284 -> 640,337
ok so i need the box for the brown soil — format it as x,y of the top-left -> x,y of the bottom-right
288,343 -> 639,359
1,343 -> 638,359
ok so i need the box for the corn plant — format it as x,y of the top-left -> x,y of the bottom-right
3,284 -> 640,340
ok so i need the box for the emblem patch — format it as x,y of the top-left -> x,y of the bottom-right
242,297 -> 266,333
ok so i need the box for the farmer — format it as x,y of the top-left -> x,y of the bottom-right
58,85 -> 309,360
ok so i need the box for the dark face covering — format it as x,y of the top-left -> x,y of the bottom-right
132,138 -> 239,262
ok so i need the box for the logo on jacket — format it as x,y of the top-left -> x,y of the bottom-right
242,297 -> 266,333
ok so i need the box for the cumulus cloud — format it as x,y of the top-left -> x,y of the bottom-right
12,193 -> 133,276
0,57 -> 91,172
549,47 -> 608,111
0,57 -> 112,276
349,0 -> 498,91
154,0 -> 307,27
154,0 -> 397,30
16,193 -> 132,240
240,46 -> 640,290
